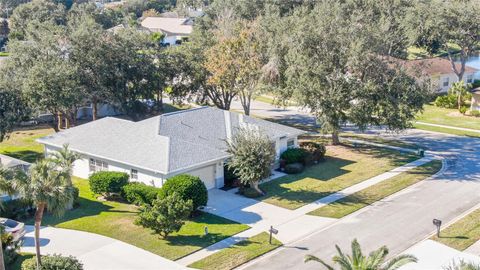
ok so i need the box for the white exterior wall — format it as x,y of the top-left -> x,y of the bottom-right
433,72 -> 477,93
471,93 -> 480,111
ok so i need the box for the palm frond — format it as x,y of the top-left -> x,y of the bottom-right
305,255 -> 335,270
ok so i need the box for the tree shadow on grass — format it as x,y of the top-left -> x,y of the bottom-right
438,235 -> 469,239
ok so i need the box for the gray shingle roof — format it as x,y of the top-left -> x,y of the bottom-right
37,107 -> 304,174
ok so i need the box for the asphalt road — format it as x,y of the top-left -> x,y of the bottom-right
241,129 -> 480,269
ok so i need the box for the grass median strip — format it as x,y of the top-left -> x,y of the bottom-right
189,232 -> 282,270
308,160 -> 442,218
432,208 -> 480,251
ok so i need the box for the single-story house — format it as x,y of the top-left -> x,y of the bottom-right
37,107 -> 305,189
471,87 -> 480,111
402,57 -> 478,93
140,17 -> 193,46
0,154 -> 30,201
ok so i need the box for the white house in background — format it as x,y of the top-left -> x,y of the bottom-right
37,107 -> 304,189
403,57 -> 478,93
140,17 -> 193,46
471,87 -> 480,111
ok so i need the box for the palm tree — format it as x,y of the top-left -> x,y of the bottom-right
304,239 -> 417,270
11,159 -> 74,269
445,260 -> 480,270
49,144 -> 79,185
449,81 -> 469,112
0,165 -> 17,270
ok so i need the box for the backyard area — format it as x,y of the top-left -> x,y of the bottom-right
258,144 -> 419,209
0,125 -> 54,163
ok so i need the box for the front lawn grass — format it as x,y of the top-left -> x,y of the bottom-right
189,232 -> 282,270
309,160 -> 442,218
413,122 -> 480,138
30,178 -> 249,261
431,208 -> 480,251
258,144 -> 418,209
0,125 -> 54,163
416,105 -> 480,131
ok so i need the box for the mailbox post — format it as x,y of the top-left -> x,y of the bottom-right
433,219 -> 442,237
269,226 -> 278,244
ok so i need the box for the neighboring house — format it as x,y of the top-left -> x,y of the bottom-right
471,87 -> 480,111
0,154 -> 30,201
402,58 -> 478,93
37,107 -> 304,189
140,17 -> 193,46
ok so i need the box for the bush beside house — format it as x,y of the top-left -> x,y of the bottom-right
89,171 -> 129,197
21,254 -> 83,270
158,174 -> 208,212
121,182 -> 161,205
280,148 -> 307,165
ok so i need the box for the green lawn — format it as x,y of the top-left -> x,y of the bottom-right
258,144 -> 418,209
413,123 -> 480,138
29,178 -> 249,261
0,52 -> 9,57
339,133 -> 425,150
432,208 -> 480,251
189,232 -> 282,270
416,104 -> 480,131
309,160 -> 442,218
407,44 -> 461,60
0,126 -> 54,163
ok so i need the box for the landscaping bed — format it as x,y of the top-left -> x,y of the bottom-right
258,144 -> 418,209
309,160 -> 442,218
189,232 -> 282,270
27,177 -> 249,261
431,208 -> 480,251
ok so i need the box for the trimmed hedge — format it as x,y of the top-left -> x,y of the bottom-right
300,141 -> 326,165
121,182 -> 161,205
284,163 -> 304,174
434,94 -> 457,109
21,254 -> 83,270
280,148 -> 307,164
89,171 -> 129,196
158,174 -> 208,211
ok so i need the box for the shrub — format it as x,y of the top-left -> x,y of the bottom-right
284,163 -> 304,174
280,148 -> 307,164
470,110 -> 480,117
2,229 -> 20,266
72,186 -> 80,207
121,182 -> 161,205
460,105 -> 468,114
89,171 -> 129,197
0,198 -> 33,220
434,94 -> 457,109
159,174 -> 208,211
135,192 -> 193,238
300,141 -> 326,165
21,254 -> 83,270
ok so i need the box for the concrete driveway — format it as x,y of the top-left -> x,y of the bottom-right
21,226 -> 187,270
241,129 -> 480,269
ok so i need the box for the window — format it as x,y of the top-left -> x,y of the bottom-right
130,169 -> 138,180
442,77 -> 450,87
467,74 -> 474,83
287,139 -> 295,148
89,158 -> 108,173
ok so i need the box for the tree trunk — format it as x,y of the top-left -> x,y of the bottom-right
458,94 -> 462,111
331,131 -> 340,145
34,203 -> 46,270
251,181 -> 264,196
51,111 -> 59,132
57,112 -> 63,131
92,98 -> 98,121
0,238 -> 5,270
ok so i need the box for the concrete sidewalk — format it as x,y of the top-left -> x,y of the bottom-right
21,226 -> 187,270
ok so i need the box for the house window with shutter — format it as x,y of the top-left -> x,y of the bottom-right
89,158 -> 108,173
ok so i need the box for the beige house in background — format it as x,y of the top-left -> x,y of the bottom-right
141,17 -> 193,46
402,58 -> 478,93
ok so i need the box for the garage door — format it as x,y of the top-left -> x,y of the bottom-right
189,165 -> 216,189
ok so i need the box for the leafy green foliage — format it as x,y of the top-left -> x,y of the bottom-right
470,110 -> 480,117
136,192 -> 193,238
88,171 -> 129,196
434,95 -> 457,109
0,198 -> 33,220
280,148 -> 307,165
121,182 -> 161,205
2,226 -> 21,266
159,174 -> 208,212
300,141 -> 326,165
21,254 -> 83,270
304,239 -> 417,270
226,127 -> 275,195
